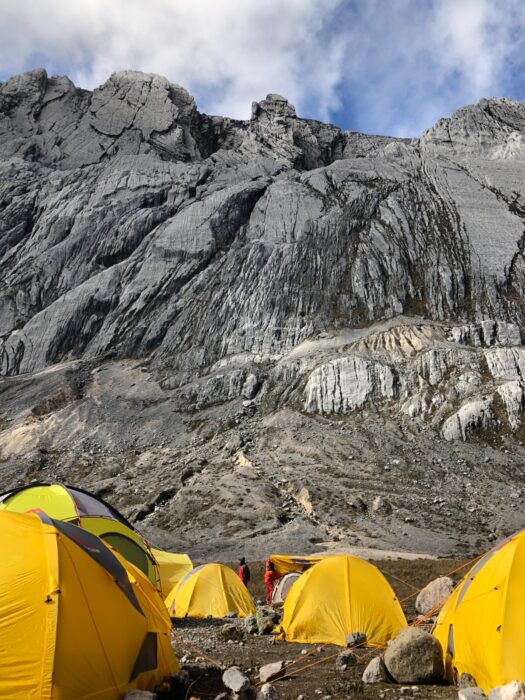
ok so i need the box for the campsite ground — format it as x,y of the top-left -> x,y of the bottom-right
171,557 -> 469,699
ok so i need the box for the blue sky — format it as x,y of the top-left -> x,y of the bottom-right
1,0 -> 524,137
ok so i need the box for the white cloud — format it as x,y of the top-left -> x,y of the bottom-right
339,0 -> 525,136
433,0 -> 525,95
0,0 -> 524,136
0,0 -> 345,121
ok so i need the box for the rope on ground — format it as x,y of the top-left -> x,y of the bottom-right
254,637 -> 377,688
171,629 -> 223,668
381,569 -> 421,592
255,650 -> 343,687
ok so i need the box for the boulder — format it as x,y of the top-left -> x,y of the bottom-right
257,683 -> 279,699
257,606 -> 279,635
383,628 -> 444,683
488,681 -> 525,700
222,667 -> 251,694
346,632 -> 367,648
335,650 -> 358,671
362,656 -> 387,683
459,689 -> 487,700
259,661 -> 285,683
415,577 -> 454,615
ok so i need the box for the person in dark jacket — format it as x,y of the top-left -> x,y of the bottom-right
237,557 -> 251,587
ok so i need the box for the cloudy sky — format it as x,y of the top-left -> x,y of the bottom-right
1,0 -> 524,137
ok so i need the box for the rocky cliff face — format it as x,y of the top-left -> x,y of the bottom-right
1,69 -> 525,557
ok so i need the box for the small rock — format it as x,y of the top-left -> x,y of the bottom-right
372,496 -> 393,515
362,656 -> 387,683
383,628 -> 444,683
221,623 -> 244,642
488,681 -> 525,700
458,674 -> 479,689
124,692 -> 156,700
346,632 -> 367,648
224,433 -> 244,454
222,666 -> 251,694
415,577 -> 454,616
257,683 -> 279,700
259,661 -> 285,683
335,650 -> 358,671
244,613 -> 258,634
459,689 -> 486,700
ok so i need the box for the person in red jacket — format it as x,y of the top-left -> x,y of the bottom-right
264,559 -> 278,604
237,557 -> 251,587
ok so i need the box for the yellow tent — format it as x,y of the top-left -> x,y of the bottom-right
277,554 -> 407,647
433,532 -> 525,693
0,483 -> 158,585
166,563 -> 256,619
0,510 -> 178,699
151,548 -> 193,599
269,554 -> 324,577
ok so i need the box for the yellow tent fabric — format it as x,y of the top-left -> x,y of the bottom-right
433,532 -> 525,693
151,548 -> 193,599
0,483 -> 158,585
166,563 -> 256,619
277,554 -> 407,647
270,554 -> 324,577
0,510 -> 178,699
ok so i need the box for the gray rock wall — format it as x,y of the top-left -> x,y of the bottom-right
1,69 -> 525,441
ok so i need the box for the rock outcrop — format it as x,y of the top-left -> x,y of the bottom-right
2,70 -> 525,383
2,69 -> 525,556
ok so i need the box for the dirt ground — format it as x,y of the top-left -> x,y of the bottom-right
170,557 -> 471,700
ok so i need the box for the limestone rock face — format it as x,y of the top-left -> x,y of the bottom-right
2,70 -> 525,389
3,70 -> 525,557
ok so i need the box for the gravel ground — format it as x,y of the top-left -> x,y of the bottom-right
169,558 -> 470,700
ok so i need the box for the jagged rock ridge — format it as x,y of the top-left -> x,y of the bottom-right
1,69 -> 525,556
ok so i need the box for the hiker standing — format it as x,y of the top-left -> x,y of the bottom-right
264,559 -> 278,603
237,557 -> 251,587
